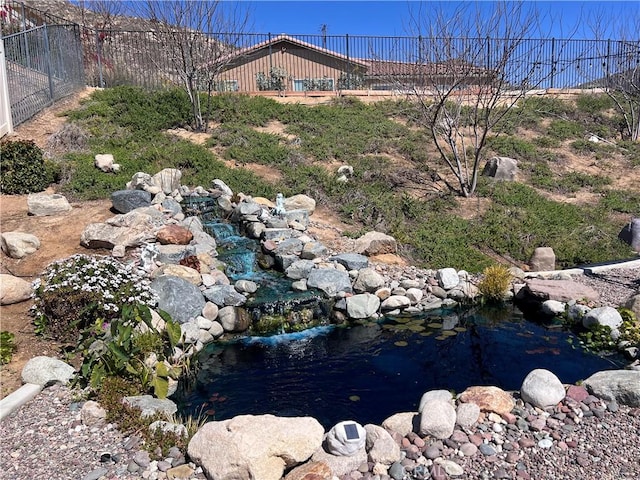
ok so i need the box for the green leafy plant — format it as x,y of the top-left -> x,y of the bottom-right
477,264 -> 513,303
75,304 -> 182,398
31,254 -> 157,343
0,331 -> 16,365
0,140 -> 60,194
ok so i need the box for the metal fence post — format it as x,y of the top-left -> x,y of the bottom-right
345,33 -> 350,84
20,2 -> 31,69
42,25 -> 55,103
605,39 -> 611,89
550,37 -> 556,89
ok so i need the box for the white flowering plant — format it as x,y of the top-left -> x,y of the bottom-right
31,254 -> 157,343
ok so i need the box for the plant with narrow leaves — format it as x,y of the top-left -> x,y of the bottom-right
478,264 -> 513,303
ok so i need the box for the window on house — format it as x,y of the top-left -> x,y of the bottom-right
293,77 -> 334,91
214,80 -> 238,92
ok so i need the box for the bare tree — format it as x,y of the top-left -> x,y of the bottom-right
589,12 -> 640,141
137,1 -> 250,132
400,2 -> 564,197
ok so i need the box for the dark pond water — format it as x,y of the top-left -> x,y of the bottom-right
176,306 -> 624,428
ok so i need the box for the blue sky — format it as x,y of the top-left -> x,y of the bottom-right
243,1 -> 638,39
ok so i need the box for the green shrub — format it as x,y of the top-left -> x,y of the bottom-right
599,189 -> 640,214
547,120 -> 584,140
0,331 -> 16,365
478,264 -> 513,302
31,254 -> 157,343
76,304 -> 182,398
576,94 -> 615,115
485,135 -> 539,161
0,140 -> 59,194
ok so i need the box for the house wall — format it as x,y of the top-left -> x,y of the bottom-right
218,41 -> 361,92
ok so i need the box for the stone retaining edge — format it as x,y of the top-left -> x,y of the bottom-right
523,258 -> 640,279
0,383 -> 43,422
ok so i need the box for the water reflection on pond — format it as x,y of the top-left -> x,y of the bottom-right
176,305 -> 623,428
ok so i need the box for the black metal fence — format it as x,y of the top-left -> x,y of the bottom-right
3,24 -> 85,126
1,0 -> 639,95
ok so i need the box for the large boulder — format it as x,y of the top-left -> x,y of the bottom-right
624,294 -> 640,320
618,218 -> 640,252
151,275 -> 206,324
436,268 -> 459,290
458,386 -> 515,415
517,279 -> 599,304
418,390 -> 453,412
0,274 -> 32,305
153,168 -> 182,194
482,156 -> 518,181
307,269 -> 352,297
156,225 -> 193,245
285,260 -> 316,280
217,306 -> 251,333
346,293 -> 380,319
151,264 -> 201,286
123,395 -> 177,418
354,231 -> 397,256
329,253 -> 369,271
311,448 -> 367,477
203,285 -> 247,307
583,370 -> 640,407
582,306 -> 623,330
27,193 -> 71,216
21,356 -> 74,386
110,190 -> 151,214
364,424 -> 401,464
529,247 -> 556,271
520,369 -> 566,408
80,209 -> 163,249
353,268 -> 385,293
419,400 -> 456,439
1,232 -> 40,259
188,415 -> 324,480
283,194 -> 316,215
381,412 -> 418,437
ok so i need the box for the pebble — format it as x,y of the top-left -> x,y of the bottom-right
537,438 -> 553,449
479,444 -> 497,456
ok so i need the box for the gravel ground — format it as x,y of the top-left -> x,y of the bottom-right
1,267 -> 638,480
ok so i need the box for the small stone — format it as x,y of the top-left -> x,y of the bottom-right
460,443 -> 478,457
537,438 -> 553,449
424,445 -> 440,459
479,444 -> 497,456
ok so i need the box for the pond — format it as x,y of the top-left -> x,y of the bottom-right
176,305 -> 624,428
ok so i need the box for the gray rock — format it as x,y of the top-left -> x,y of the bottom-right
111,190 -> 152,214
307,268 -> 352,297
123,395 -> 177,418
27,193 -> 72,216
353,268 -> 386,293
0,274 -> 32,305
530,247 -> 556,271
618,218 -> 640,252
436,268 -> 459,290
301,241 -> 328,260
208,321 -> 224,338
82,468 -> 109,480
354,231 -> 397,256
418,390 -> 453,412
456,402 -> 481,427
567,304 -> 591,323
180,322 -> 201,344
583,370 -> 640,406
542,300 -> 566,316
212,179 -> 233,196
329,253 -> 369,271
203,285 -> 246,307
388,462 -> 406,480
80,400 -> 106,427
283,194 -> 316,214
235,279 -> 258,294
284,209 -> 309,228
151,276 -> 206,324
273,238 -> 303,256
326,420 -> 366,456
188,414 -> 323,480
161,197 -> 183,216
156,244 -> 196,264
311,447 -> 367,477
582,306 -> 623,330
380,295 -> 411,310
291,279 -> 308,292
245,222 -> 266,239
263,228 -> 294,242
1,232 -> 40,259
275,254 -> 299,272
406,287 -> 424,304
364,424 -> 401,464
517,279 -> 599,303
285,260 -> 316,280
419,400 -> 456,439
346,293 -> 381,319
381,412 -> 418,437
217,306 -> 250,332
21,356 -> 75,386
624,294 -> 640,320
482,156 -> 518,181
520,369 -> 566,408
127,172 -> 155,191
192,231 -> 217,255
236,201 -> 262,217
153,168 -> 182,194
202,302 -> 219,321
